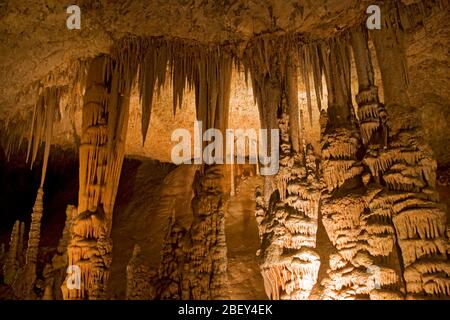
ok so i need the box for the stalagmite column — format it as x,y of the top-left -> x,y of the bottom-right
13,187 -> 44,299
258,111 -> 321,300
17,222 -> 25,267
318,34 -> 403,299
154,46 -> 232,300
43,205 -> 76,300
246,38 -> 321,300
368,18 -> 450,298
64,51 -> 136,299
156,214 -> 187,299
185,166 -> 229,299
3,221 -> 21,285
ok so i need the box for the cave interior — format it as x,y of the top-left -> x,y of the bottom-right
0,0 -> 449,300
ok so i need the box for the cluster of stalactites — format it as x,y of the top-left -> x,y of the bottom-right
241,35 -> 325,153
109,37 -> 234,144
316,21 -> 407,299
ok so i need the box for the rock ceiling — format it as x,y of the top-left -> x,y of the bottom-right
1,0 -> 449,165
0,0 -> 375,114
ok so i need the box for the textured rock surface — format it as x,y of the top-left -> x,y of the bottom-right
0,0 -> 449,301
2,1 -> 449,166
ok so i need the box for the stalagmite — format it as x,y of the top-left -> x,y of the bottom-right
3,221 -> 22,285
42,205 -> 76,300
255,92 -> 321,299
11,188 -> 44,298
126,244 -> 156,299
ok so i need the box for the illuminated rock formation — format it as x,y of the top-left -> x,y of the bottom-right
317,27 -> 405,299
368,10 -> 450,298
246,39 -> 323,299
64,50 -> 137,299
257,113 -> 321,300
0,0 -> 448,302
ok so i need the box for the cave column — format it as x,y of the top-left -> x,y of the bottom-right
63,54 -> 135,299
368,23 -> 450,298
248,41 -> 321,300
156,51 -> 231,300
318,37 -> 398,299
351,26 -> 387,147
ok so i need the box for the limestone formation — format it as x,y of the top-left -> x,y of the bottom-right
0,0 -> 448,302
126,244 -> 157,300
3,221 -> 23,285
42,205 -> 76,300
12,188 -> 45,299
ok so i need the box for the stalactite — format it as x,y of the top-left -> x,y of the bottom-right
25,87 -> 62,172
350,25 -> 387,147
299,46 -> 313,126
